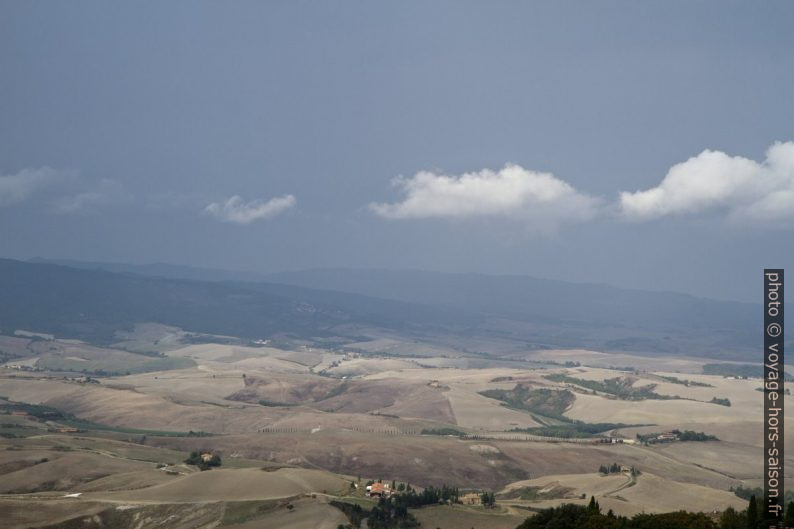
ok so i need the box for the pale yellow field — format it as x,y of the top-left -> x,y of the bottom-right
413,504 -> 527,529
325,357 -> 420,377
167,343 -> 313,374
0,451 -> 155,494
501,472 -> 746,517
501,473 -> 630,498
86,467 -> 349,502
444,385 -> 541,430
0,377 -> 281,433
223,498 -> 349,529
522,349 -> 713,373
561,368 -> 786,426
114,367 -> 248,404
344,337 -> 460,357
0,499 -> 108,529
614,472 -> 745,514
567,391 -> 736,424
365,366 -> 527,383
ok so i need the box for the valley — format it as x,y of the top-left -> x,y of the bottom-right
0,322 -> 780,528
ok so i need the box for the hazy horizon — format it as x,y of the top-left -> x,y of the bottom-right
15,254 -> 761,305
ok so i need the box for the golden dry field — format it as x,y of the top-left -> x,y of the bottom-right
1,336 -> 788,527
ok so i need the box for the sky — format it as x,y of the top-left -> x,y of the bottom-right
1,1 -> 793,302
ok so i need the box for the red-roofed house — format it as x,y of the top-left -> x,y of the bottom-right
368,483 -> 392,498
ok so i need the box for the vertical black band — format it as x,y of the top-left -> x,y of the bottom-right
764,269 -> 784,527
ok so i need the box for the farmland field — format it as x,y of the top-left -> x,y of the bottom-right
1,329 -> 787,528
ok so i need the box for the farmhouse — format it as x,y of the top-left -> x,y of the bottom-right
367,483 -> 392,498
460,492 -> 482,505
57,427 -> 78,433
200,452 -> 215,463
657,431 -> 677,441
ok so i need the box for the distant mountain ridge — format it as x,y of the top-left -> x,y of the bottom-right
4,258 -> 474,345
14,258 -> 765,359
265,267 -> 758,329
28,257 -> 270,283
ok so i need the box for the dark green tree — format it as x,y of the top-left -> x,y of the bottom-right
719,506 -> 746,529
746,495 -> 758,529
784,501 -> 794,528
480,491 -> 496,507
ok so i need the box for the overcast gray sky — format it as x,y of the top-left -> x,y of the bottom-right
1,1 -> 793,302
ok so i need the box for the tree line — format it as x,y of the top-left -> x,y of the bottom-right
516,495 -> 794,529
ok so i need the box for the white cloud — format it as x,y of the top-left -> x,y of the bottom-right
369,164 -> 601,228
54,179 -> 133,214
620,141 -> 794,222
0,167 -> 62,206
204,194 -> 296,224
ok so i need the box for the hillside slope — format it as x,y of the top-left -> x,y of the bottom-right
0,259 -> 474,344
2,259 -> 766,358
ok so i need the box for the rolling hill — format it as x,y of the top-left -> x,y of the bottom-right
0,258 -> 475,345
3,258 -> 768,359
